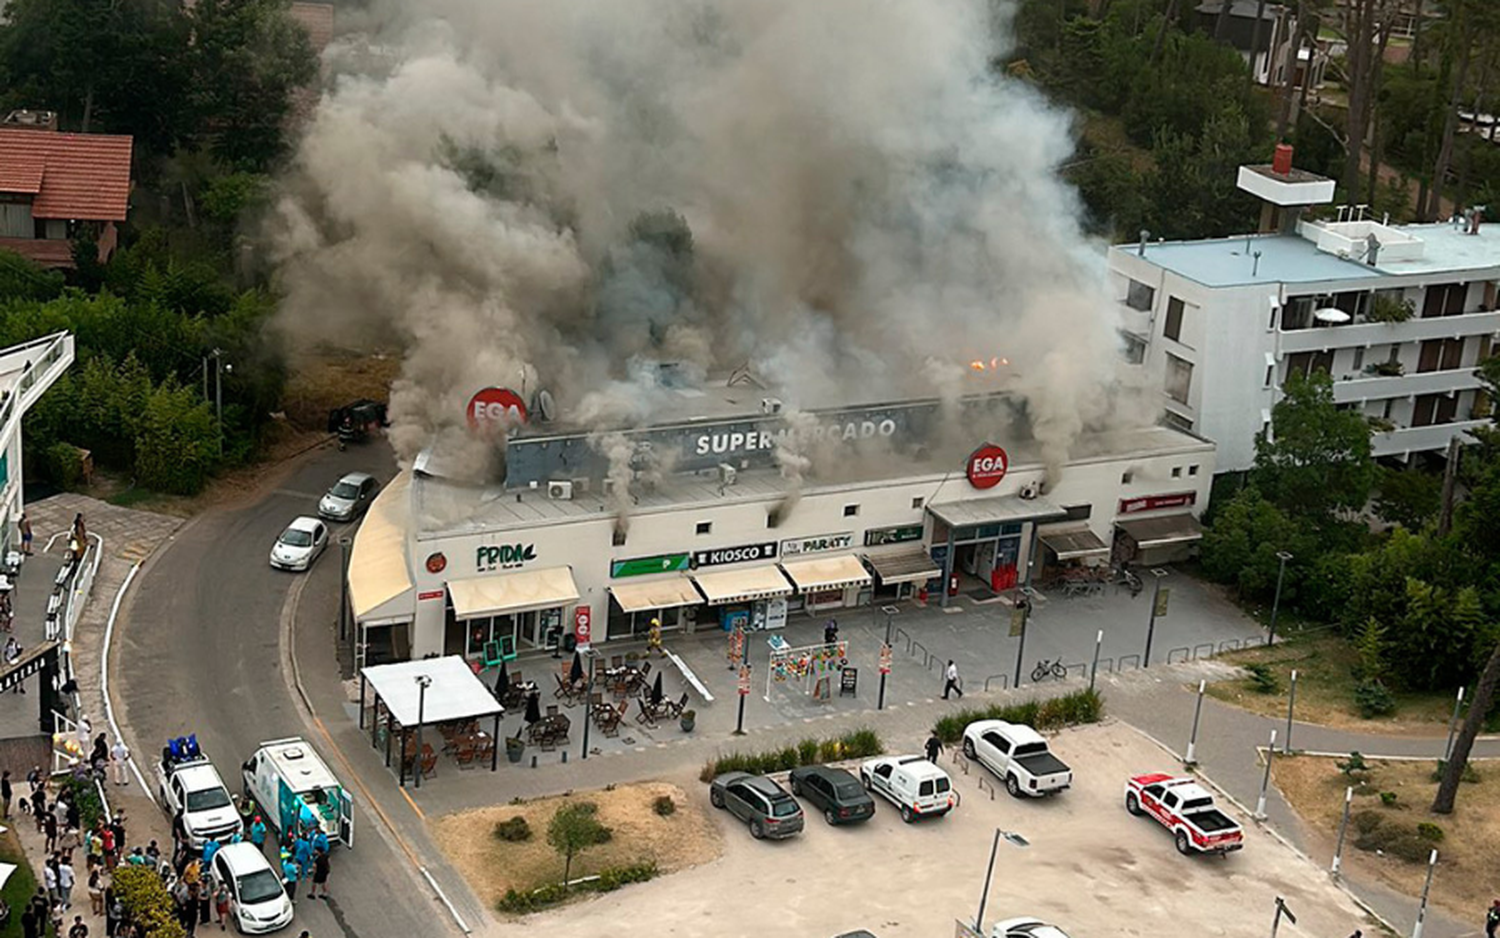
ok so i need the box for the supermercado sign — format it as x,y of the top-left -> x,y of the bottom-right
781,532 -> 854,557
694,419 -> 897,458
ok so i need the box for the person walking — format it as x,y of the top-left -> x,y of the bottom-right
214,881 -> 230,930
823,619 -> 839,646
3,769 -> 13,819
31,786 -> 45,832
44,811 -> 58,853
68,914 -> 88,938
248,815 -> 267,855
43,857 -> 58,906
925,732 -> 944,764
942,660 -> 963,699
56,856 -> 74,909
87,866 -> 103,916
1486,899 -> 1500,938
110,739 -> 130,787
281,854 -> 299,902
309,848 -> 330,900
20,512 -> 32,555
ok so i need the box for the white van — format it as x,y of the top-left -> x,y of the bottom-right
211,842 -> 293,934
241,738 -> 353,847
859,755 -> 957,822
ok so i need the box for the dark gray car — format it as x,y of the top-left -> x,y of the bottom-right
790,764 -> 875,825
709,772 -> 804,840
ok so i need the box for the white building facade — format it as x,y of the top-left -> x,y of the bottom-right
1108,218 -> 1500,471
0,333 -> 74,553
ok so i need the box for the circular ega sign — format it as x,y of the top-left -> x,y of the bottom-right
966,443 -> 1009,489
466,387 -> 528,432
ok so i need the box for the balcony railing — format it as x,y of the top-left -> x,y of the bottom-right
1278,310 -> 1500,355
1332,367 -> 1479,404
0,331 -> 74,445
1371,419 -> 1488,458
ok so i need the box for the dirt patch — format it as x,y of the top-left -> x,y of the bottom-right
432,782 -> 722,907
282,347 -> 401,432
1274,754 -> 1497,921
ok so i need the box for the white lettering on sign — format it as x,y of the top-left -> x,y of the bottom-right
693,541 -> 779,567
781,532 -> 855,556
693,418 -> 897,457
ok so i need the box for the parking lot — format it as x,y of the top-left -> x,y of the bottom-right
490,720 -> 1374,938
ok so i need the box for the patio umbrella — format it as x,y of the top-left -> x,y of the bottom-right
524,690 -> 542,725
650,671 -> 664,706
569,651 -> 584,685
494,660 -> 510,698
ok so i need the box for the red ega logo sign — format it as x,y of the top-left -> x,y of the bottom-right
466,387 -> 528,432
966,443 -> 1009,489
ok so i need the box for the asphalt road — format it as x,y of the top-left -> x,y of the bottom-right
115,439 -> 413,938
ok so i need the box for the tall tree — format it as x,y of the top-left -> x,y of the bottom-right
1433,636 -> 1500,813
1252,369 -> 1377,519
1339,0 -> 1402,194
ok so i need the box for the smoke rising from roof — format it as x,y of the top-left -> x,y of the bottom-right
269,0 -> 1153,478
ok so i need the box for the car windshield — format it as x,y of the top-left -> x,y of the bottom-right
330,482 -> 360,499
186,787 -> 231,812
280,529 -> 313,548
769,797 -> 799,818
237,869 -> 284,904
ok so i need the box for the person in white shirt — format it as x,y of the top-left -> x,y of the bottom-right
110,739 -> 130,787
943,660 -> 963,699
56,858 -> 75,908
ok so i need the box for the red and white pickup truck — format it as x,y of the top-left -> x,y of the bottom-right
1124,773 -> 1243,856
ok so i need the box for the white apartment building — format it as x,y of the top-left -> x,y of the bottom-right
1108,215 -> 1500,472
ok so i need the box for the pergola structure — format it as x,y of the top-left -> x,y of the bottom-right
359,655 -> 504,785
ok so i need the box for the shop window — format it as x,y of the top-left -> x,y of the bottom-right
1171,467 -> 1182,478
911,497 -> 924,509
1000,523 -> 1023,536
1164,296 -> 1186,342
1126,279 -> 1155,311
696,521 -> 712,535
1189,465 -> 1199,476
843,504 -> 860,517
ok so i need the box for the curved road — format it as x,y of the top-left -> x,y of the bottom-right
114,440 -> 425,938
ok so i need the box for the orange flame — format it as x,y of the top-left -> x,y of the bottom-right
969,357 -> 1010,372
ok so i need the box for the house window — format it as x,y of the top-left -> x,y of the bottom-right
1412,393 -> 1459,427
1189,464 -> 1200,476
1164,353 -> 1193,405
1171,467 -> 1182,478
1121,471 -> 1134,485
1264,365 -> 1274,388
1352,347 -> 1365,372
1164,297 -> 1186,342
1382,398 -> 1395,419
612,528 -> 626,547
695,521 -> 712,535
1421,283 -> 1469,318
843,504 -> 859,517
1286,350 -> 1334,379
911,497 -> 924,510
1126,279 -> 1156,312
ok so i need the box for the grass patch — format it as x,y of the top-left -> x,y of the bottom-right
0,828 -> 37,938
698,728 -> 883,783
1209,634 -> 1456,729
931,688 -> 1104,744
106,486 -> 163,508
496,861 -> 659,914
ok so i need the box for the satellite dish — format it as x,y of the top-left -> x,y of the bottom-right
1313,307 -> 1351,324
534,389 -> 557,423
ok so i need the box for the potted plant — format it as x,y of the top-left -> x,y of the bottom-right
505,737 -> 525,764
679,709 -> 696,733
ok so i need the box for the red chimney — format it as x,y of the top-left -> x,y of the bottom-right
1272,144 -> 1294,176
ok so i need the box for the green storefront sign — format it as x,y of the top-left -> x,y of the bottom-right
865,524 -> 924,547
611,553 -> 692,578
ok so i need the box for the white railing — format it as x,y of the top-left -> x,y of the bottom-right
1371,420 -> 1487,458
1278,310 -> 1500,354
1331,367 -> 1479,404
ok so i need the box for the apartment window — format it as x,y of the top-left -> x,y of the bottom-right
1264,365 -> 1274,388
1417,338 -> 1465,373
1126,279 -> 1156,312
696,521 -> 712,535
1421,282 -> 1469,318
1171,467 -> 1182,478
1164,353 -> 1193,405
1163,297 -> 1186,342
1351,346 -> 1365,373
1121,471 -> 1134,485
911,497 -> 924,510
1382,398 -> 1395,419
1188,464 -> 1200,476
1286,350 -> 1334,379
843,504 -> 860,517
1411,393 -> 1458,427
1120,331 -> 1147,365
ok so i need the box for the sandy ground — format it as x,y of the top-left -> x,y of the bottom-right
463,721 -> 1377,938
432,781 -> 723,906
1274,755 -> 1497,924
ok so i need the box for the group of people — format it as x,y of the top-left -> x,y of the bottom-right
276,824 -> 333,903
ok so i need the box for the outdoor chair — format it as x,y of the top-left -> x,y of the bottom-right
420,747 -> 438,779
589,691 -> 604,709
610,655 -> 624,669
553,672 -> 573,701
546,704 -> 559,718
668,692 -> 689,718
475,738 -> 495,764
640,661 -> 653,680
635,698 -> 657,727
455,739 -> 476,767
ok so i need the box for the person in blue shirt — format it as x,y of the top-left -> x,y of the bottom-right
292,833 -> 313,882
248,816 -> 267,853
311,828 -> 329,856
201,836 -> 220,866
280,856 -> 299,902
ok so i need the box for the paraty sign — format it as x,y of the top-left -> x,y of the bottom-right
966,443 -> 1009,489
781,532 -> 854,557
476,543 -> 537,572
466,387 -> 528,432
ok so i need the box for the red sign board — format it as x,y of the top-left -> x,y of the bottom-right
417,589 -> 445,601
879,643 -> 893,675
466,387 -> 528,432
738,665 -> 751,697
574,606 -> 593,649
1118,492 -> 1198,515
965,443 -> 1009,489
425,552 -> 447,574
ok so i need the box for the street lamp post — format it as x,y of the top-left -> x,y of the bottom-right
1088,629 -> 1103,693
1267,550 -> 1292,646
1185,679 -> 1206,766
581,650 -> 594,760
1012,588 -> 1031,688
1330,785 -> 1353,878
1255,729 -> 1277,820
414,674 -> 431,790
1443,686 -> 1466,763
203,348 -> 229,458
879,606 -> 897,711
1143,569 -> 1168,668
1412,849 -> 1438,938
1283,669 -> 1298,753
973,829 -> 1028,934
338,535 -> 352,643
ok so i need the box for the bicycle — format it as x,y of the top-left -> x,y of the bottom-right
1031,658 -> 1068,682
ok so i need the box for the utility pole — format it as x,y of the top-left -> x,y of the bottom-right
1268,551 -> 1292,646
1437,434 -> 1461,537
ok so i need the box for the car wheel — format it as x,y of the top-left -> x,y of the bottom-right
824,809 -> 838,826
710,788 -> 724,809
861,772 -> 872,790
1175,829 -> 1192,855
1126,792 -> 1142,816
962,738 -> 976,759
1006,774 -> 1023,799
900,805 -> 914,823
750,819 -> 765,840
790,778 -> 802,796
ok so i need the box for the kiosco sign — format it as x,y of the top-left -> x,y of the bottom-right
476,543 -> 537,572
467,387 -> 528,432
966,443 -> 1009,489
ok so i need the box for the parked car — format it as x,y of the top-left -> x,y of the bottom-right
269,516 -> 329,572
859,755 -> 956,823
709,772 -> 805,840
789,765 -> 875,825
962,720 -> 1073,798
990,917 -> 1074,938
1125,773 -> 1244,855
211,842 -> 293,934
318,472 -> 380,522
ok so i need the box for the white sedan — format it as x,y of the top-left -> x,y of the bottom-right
990,918 -> 1073,938
269,516 -> 329,572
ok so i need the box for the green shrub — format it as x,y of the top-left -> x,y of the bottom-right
1245,663 -> 1279,693
61,775 -> 105,831
651,795 -> 676,817
1415,822 -> 1444,843
496,862 -> 659,913
775,747 -> 799,772
1337,751 -> 1369,777
1379,791 -> 1398,806
839,728 -> 882,758
46,442 -> 85,489
1353,679 -> 1396,718
699,729 -> 885,782
494,817 -> 532,842
930,689 -> 1104,744
112,865 -> 188,938
1431,760 -> 1481,784
1352,810 -> 1384,835
798,739 -> 820,766
818,738 -> 842,763
1353,814 -> 1434,863
595,861 -> 657,891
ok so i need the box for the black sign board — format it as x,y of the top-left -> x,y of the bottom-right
0,640 -> 58,693
692,541 -> 778,569
840,667 -> 858,697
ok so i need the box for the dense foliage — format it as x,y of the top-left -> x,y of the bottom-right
931,687 -> 1104,744
697,728 -> 884,783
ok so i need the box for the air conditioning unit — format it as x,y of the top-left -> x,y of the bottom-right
1019,482 -> 1039,500
718,463 -> 738,486
761,397 -> 783,414
547,480 -> 574,501
570,477 -> 591,494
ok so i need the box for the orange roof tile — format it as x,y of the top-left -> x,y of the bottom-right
0,237 -> 76,268
0,129 -> 133,221
0,159 -> 44,194
290,2 -> 335,54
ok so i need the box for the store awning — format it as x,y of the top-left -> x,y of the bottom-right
610,577 -> 704,614
691,565 -> 793,606
350,471 -> 414,623
448,566 -> 580,619
927,494 -> 1068,528
1038,523 -> 1111,561
863,548 -> 941,585
360,655 -> 503,726
1115,513 -> 1204,549
780,554 -> 872,592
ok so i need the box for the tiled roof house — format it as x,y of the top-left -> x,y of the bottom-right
0,116 -> 133,268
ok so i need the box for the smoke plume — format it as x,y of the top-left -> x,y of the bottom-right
269,0 -> 1152,480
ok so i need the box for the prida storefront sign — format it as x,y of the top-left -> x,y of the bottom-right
476,543 -> 537,572
692,541 -> 778,568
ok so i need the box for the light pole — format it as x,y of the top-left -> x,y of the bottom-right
973,829 -> 1028,934
1088,629 -> 1103,693
413,674 -> 431,790
1330,785 -> 1353,878
1267,550 -> 1292,646
1412,849 -> 1438,938
1443,686 -> 1465,763
338,535 -> 352,643
580,650 -> 595,760
1283,669 -> 1298,753
1012,588 -> 1031,688
879,606 -> 897,711
204,348 -> 229,458
1185,679 -> 1206,766
1255,728 -> 1277,820
1143,569 -> 1168,667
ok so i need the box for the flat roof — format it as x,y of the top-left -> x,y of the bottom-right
260,740 -> 340,794
361,655 -> 504,726
1370,222 -> 1500,276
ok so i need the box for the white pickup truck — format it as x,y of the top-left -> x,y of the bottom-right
155,738 -> 243,849
962,720 -> 1073,798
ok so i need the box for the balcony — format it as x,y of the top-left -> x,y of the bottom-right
1371,419 -> 1488,459
1332,367 -> 1478,404
0,332 -> 74,448
1278,310 -> 1500,355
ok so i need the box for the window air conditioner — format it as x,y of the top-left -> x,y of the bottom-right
547,480 -> 574,501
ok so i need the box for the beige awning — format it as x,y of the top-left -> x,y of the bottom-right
780,554 -> 872,592
863,548 -> 940,585
1038,523 -> 1111,561
448,566 -> 580,619
691,565 -> 793,605
1115,513 -> 1204,549
610,577 -> 704,614
350,471 -> 414,622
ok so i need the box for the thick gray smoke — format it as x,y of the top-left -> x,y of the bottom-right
269,0 -> 1151,479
